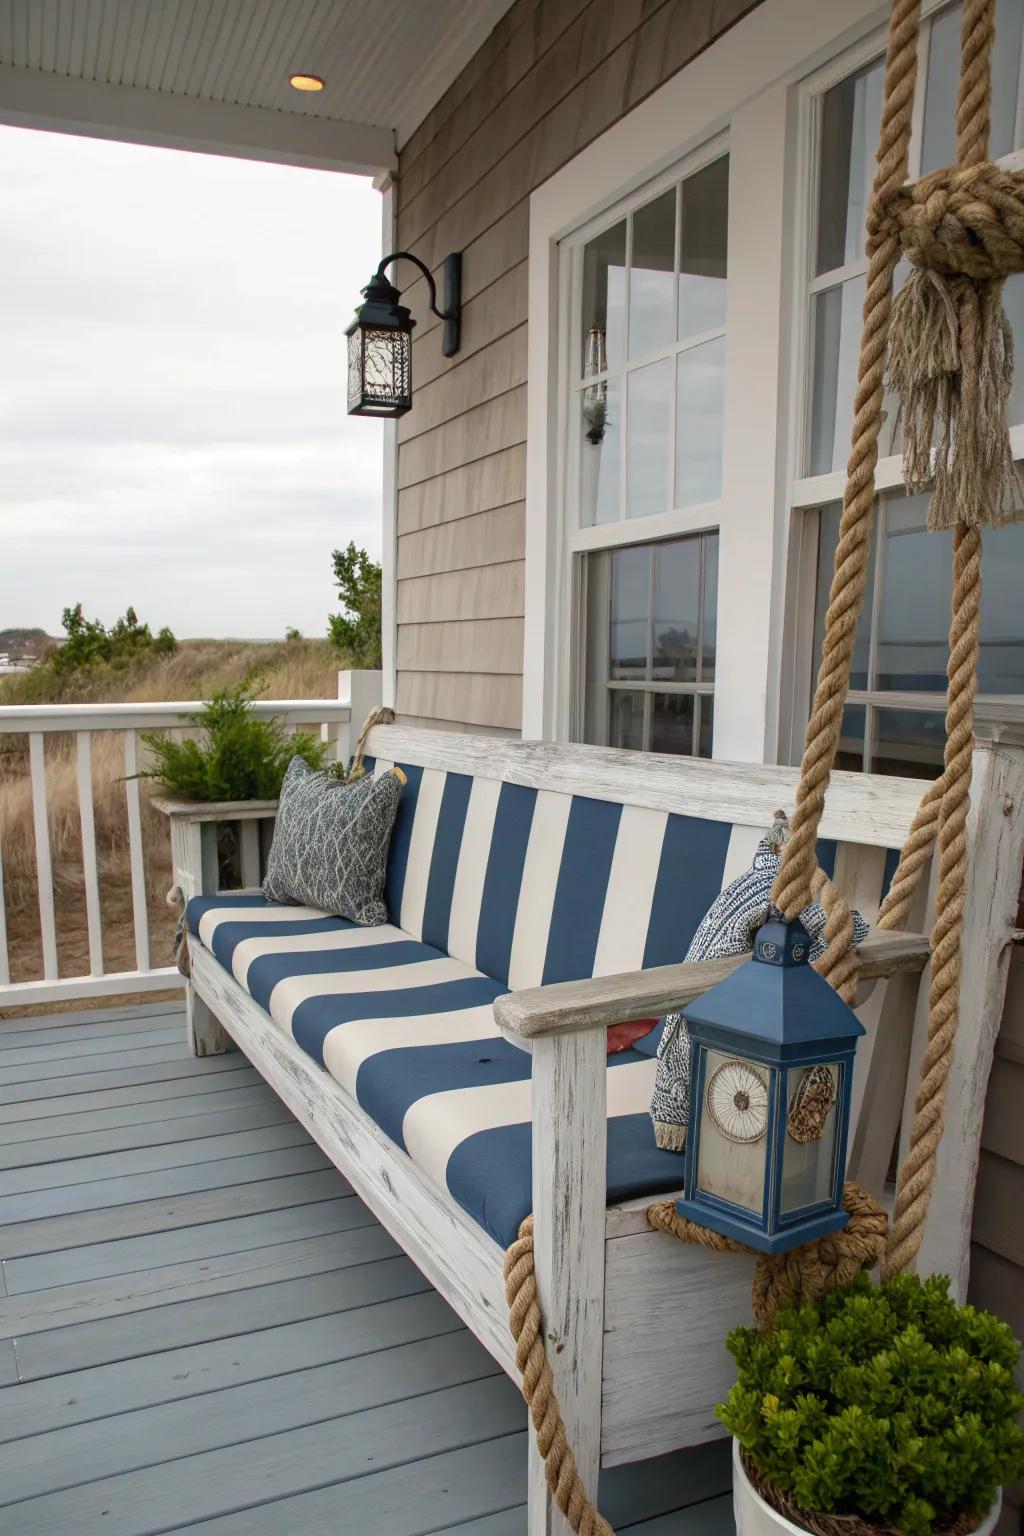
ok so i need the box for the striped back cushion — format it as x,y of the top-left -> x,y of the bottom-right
372,759 -> 800,990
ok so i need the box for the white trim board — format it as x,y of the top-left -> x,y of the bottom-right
523,0 -> 899,757
0,63 -> 396,174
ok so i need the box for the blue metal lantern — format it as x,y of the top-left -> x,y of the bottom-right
676,917 -> 864,1254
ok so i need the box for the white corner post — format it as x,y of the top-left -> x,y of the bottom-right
528,1028 -> 607,1533
378,169 -> 399,713
336,669 -> 385,766
899,730 -> 1024,1299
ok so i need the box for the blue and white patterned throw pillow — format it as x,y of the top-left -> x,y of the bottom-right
263,756 -> 402,926
649,830 -> 868,1151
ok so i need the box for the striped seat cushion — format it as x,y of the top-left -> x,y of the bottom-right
187,894 -> 684,1246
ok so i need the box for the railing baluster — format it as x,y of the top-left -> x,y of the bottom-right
123,729 -> 150,972
76,730 -> 104,976
0,823 -> 10,986
28,732 -> 59,979
239,820 -> 261,888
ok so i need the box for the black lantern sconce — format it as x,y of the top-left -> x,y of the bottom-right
346,251 -> 461,418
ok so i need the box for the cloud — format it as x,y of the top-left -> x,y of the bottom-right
0,124 -> 384,638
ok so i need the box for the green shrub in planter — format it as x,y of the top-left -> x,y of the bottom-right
718,1272 -> 1024,1536
140,684 -> 328,802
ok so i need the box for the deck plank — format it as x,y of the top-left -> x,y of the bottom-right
14,1254 -> 431,1381
0,1080 -> 279,1146
0,1143 -> 331,1227
0,998 -> 732,1532
0,1064 -> 266,1123
0,1122 -> 313,1197
1,1288 -> 451,1438
0,1101 -> 295,1170
0,1167 -> 349,1258
4,1196 -> 367,1293
0,1053 -> 250,1106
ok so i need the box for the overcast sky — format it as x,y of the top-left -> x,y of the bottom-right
0,125 -> 383,639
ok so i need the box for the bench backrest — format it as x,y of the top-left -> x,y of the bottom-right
367,727 -> 922,989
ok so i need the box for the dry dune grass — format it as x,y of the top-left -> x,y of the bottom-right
0,638 -> 340,1017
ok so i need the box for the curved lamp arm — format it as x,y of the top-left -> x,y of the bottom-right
379,249 -> 462,357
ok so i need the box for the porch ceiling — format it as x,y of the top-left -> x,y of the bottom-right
0,0 -> 517,174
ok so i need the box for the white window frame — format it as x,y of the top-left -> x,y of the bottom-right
780,2 -> 1024,763
524,0 -> 902,761
560,135 -> 728,754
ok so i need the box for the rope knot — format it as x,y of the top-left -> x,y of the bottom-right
876,161 -> 1024,279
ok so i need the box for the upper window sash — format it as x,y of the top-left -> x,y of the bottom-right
792,0 -> 1024,506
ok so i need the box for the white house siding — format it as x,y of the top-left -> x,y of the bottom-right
392,0 -> 760,735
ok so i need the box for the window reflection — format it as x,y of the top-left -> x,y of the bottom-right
627,357 -> 672,518
679,157 -> 729,339
816,58 -> 883,276
581,220 -> 626,376
629,189 -> 676,360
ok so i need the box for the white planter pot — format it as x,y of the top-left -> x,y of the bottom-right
732,1438 -> 1002,1536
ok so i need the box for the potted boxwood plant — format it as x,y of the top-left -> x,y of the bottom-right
718,1272 -> 1023,1536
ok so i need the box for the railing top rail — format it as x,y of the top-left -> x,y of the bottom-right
0,699 -> 352,733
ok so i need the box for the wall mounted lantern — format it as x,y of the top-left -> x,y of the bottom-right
676,916 -> 864,1254
346,251 -> 462,418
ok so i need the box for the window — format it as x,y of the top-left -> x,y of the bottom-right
813,493 -> 1024,776
569,148 -> 728,757
796,0 -> 1024,775
584,531 -> 718,755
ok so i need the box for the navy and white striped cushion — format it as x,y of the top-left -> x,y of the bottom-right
187,893 -> 683,1245
370,761 -> 740,985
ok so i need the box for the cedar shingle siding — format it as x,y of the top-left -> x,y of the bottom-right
393,0 -> 760,734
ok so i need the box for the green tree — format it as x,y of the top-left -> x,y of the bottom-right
50,604 -> 177,675
327,543 -> 382,668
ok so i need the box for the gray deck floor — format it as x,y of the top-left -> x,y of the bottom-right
0,1000 -> 732,1535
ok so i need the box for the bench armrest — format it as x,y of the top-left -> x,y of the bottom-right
494,927 -> 930,1040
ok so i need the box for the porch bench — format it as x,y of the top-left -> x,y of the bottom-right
184,724 -> 1024,1535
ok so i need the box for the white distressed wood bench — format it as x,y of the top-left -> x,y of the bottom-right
183,725 -> 1024,1534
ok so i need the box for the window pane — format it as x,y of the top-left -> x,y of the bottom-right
1002,274 -> 1024,426
814,503 -> 873,690
837,704 -> 867,773
921,0 -> 1022,175
610,690 -> 646,750
629,188 -> 676,359
678,157 -> 729,340
676,337 -> 725,505
651,692 -> 695,755
580,379 -> 621,526
816,57 -> 884,275
701,532 -> 719,682
610,544 -> 650,680
871,707 -> 946,778
653,539 -> 701,684
628,357 -> 672,518
581,219 -> 626,376
876,495 -> 949,692
980,522 -> 1024,691
809,275 -> 864,475
698,694 -> 714,758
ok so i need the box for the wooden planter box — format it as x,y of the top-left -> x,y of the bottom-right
153,797 -> 278,903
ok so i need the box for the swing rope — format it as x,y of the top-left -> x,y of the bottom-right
501,0 -> 1021,1527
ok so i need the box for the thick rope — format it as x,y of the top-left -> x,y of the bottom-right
771,0 -> 922,923
502,1189 -> 887,1535
350,704 -> 395,776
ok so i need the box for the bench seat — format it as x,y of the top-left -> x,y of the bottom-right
187,892 -> 684,1246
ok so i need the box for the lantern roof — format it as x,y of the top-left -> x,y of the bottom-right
683,917 -> 866,1052
345,270 -> 413,337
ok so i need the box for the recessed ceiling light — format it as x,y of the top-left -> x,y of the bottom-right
289,72 -> 324,92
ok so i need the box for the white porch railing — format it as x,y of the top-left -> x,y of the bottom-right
0,670 -> 381,1009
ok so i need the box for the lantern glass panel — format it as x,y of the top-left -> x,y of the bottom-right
779,1061 -> 841,1215
348,324 -> 411,415
695,1047 -> 771,1214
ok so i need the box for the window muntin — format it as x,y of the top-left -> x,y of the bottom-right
576,154 -> 729,528
584,531 -> 718,757
812,493 -> 1024,776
